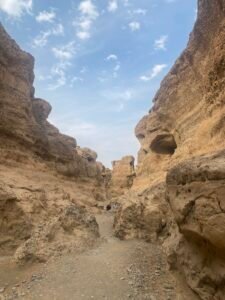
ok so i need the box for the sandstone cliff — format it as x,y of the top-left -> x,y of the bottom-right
0,23 -> 107,263
114,1 -> 225,299
109,156 -> 135,198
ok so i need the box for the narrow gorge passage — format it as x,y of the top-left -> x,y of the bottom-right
1,213 -> 198,300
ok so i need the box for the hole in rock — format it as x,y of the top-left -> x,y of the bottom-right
106,204 -> 112,211
136,134 -> 145,140
150,134 -> 177,155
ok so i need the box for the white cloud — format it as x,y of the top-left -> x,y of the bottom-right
78,0 -> 99,19
70,76 -> 84,87
75,0 -> 99,40
129,21 -> 140,32
128,8 -> 147,18
114,63 -> 120,72
76,30 -> 91,40
113,63 -> 121,78
154,35 -> 168,50
0,0 -> 32,17
105,54 -> 121,78
140,64 -> 167,81
52,24 -> 64,35
108,0 -> 118,13
52,42 -> 76,60
33,31 -> 50,47
36,10 -> 56,23
48,62 -> 68,90
106,54 -> 118,61
133,8 -> 147,15
32,24 -> 64,47
48,42 -> 75,90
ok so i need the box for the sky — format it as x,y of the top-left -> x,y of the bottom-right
0,0 -> 197,167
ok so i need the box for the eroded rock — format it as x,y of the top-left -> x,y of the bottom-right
114,183 -> 169,241
109,156 -> 136,198
0,23 -> 107,262
14,205 -> 99,264
166,151 -> 225,299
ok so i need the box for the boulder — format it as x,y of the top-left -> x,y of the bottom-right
14,205 -> 99,264
114,183 -> 169,241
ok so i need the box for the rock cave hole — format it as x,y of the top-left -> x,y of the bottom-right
150,134 -> 177,155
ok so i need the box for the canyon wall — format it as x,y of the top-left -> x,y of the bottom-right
0,23 -> 107,263
109,156 -> 135,198
115,0 -> 225,299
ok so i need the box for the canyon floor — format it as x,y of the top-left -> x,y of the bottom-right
0,213 -> 198,300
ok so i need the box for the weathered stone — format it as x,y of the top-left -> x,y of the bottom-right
14,204 -> 99,264
109,156 -> 136,198
114,183 -> 169,241
0,23 -> 107,262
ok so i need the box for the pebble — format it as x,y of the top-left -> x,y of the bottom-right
0,287 -> 5,293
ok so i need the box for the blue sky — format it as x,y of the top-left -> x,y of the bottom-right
0,0 -> 197,167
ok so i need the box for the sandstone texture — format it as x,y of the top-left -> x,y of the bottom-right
114,1 -> 225,299
14,204 -> 99,264
165,150 -> 225,299
114,183 -> 170,242
0,23 -> 103,180
109,156 -> 136,198
0,23 -> 107,263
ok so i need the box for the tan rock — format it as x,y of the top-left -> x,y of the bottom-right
0,23 -> 104,180
127,1 -> 225,299
0,23 -> 107,262
14,204 -> 99,264
77,147 -> 98,162
114,183 -> 169,241
109,156 -> 135,198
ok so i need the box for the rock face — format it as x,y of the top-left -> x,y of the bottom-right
0,23 -> 103,179
134,0 -> 225,190
0,23 -> 107,262
114,1 -> 225,299
114,183 -> 170,241
109,156 -> 136,198
166,150 -> 225,299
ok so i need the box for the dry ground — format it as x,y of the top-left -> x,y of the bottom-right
0,213 -> 198,300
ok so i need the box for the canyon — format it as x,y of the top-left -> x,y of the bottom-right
1,0 -> 225,299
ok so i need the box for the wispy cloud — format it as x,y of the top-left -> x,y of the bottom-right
36,10 -> 56,23
52,42 -> 75,60
106,54 -> 118,61
32,24 -> 64,47
0,0 -> 32,17
129,21 -> 141,32
108,0 -> 118,13
132,8 -> 147,15
105,54 -> 121,78
74,0 -> 99,40
48,42 -> 76,90
100,88 -> 134,112
140,64 -> 167,81
154,35 -> 168,51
